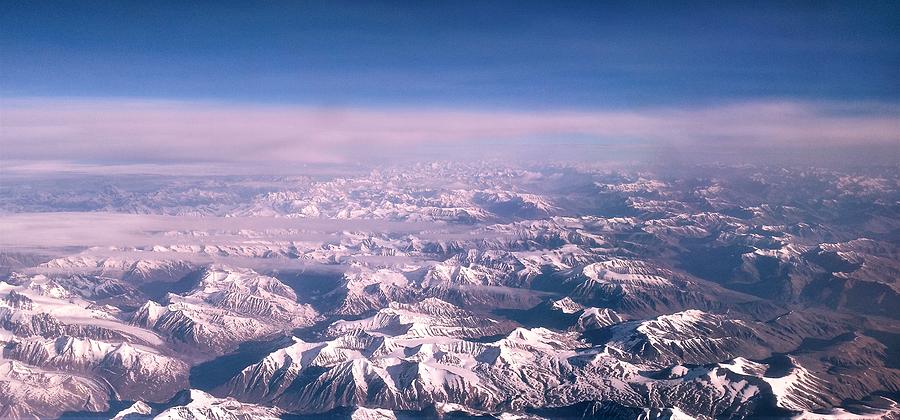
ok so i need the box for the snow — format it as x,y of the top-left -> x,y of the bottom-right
761,357 -> 829,412
351,407 -> 397,420
667,407 -> 699,420
550,297 -> 583,314
113,401 -> 152,419
153,389 -> 282,420
3,162 -> 895,418
582,259 -> 674,288
718,357 -> 766,376
0,280 -> 165,346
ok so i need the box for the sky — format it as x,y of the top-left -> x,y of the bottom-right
1,1 -> 898,167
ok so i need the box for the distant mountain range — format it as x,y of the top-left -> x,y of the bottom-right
1,162 -> 898,419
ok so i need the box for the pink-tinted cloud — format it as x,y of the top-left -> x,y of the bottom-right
1,98 -> 897,164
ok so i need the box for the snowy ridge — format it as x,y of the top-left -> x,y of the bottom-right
4,335 -> 187,401
324,298 -> 510,339
606,310 -> 770,366
2,162 -> 898,418
0,278 -> 163,346
40,256 -> 195,283
576,307 -> 624,330
0,358 -> 109,419
216,315 -> 773,416
131,266 -> 317,353
762,357 -> 832,412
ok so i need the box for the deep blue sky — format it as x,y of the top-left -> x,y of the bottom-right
1,1 -> 898,108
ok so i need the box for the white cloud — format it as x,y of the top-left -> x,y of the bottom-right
1,98 -> 897,165
0,212 -> 473,249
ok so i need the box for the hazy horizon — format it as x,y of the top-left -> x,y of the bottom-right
1,2 -> 899,419
2,1 -> 898,169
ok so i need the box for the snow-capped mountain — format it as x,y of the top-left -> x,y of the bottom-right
1,161 -> 898,419
132,266 -> 318,354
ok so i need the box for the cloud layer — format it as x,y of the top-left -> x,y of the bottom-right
1,98 -> 897,165
0,212 -> 471,249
